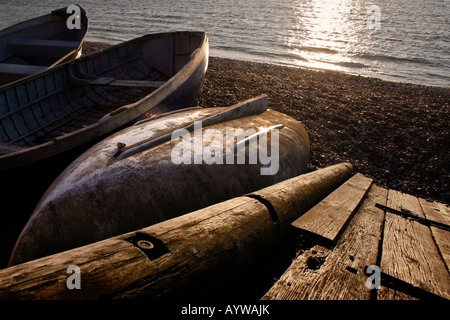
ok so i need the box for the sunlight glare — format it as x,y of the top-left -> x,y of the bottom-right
287,0 -> 362,72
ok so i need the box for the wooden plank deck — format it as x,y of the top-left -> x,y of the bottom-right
263,175 -> 450,301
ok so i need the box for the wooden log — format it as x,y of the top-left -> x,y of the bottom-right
248,162 -> 355,226
290,173 -> 373,245
262,184 -> 387,300
378,190 -> 450,300
0,162 -> 354,300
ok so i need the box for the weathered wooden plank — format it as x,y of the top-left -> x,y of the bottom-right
377,283 -> 416,300
291,173 -> 373,244
379,190 -> 450,300
419,199 -> 450,226
0,163 -> 354,299
436,202 -> 450,221
263,184 -> 387,300
419,198 -> 450,272
262,244 -> 332,300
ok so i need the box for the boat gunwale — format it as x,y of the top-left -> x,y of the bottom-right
0,7 -> 86,38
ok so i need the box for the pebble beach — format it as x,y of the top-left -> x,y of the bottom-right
84,42 -> 449,205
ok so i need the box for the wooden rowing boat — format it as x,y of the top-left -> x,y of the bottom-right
0,31 -> 209,171
0,6 -> 89,86
8,95 -> 310,266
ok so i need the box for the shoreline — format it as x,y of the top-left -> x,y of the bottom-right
83,42 -> 449,205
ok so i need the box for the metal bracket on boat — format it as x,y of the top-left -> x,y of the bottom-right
127,232 -> 169,260
113,95 -> 269,159
375,203 -> 450,231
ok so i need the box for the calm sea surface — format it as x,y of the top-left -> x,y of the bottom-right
0,0 -> 449,87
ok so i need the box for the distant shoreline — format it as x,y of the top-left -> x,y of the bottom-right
83,42 -> 450,205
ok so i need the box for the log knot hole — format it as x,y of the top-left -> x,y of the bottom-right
306,255 -> 326,270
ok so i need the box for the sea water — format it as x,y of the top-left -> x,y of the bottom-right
0,0 -> 448,87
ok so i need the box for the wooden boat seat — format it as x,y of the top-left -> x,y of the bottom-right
96,78 -> 165,88
8,38 -> 79,58
70,75 -> 165,88
0,63 -> 47,77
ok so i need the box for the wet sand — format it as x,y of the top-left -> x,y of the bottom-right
85,42 -> 449,205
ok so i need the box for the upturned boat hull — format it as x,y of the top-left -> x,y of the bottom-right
9,95 -> 310,265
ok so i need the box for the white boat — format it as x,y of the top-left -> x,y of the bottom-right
9,95 -> 311,265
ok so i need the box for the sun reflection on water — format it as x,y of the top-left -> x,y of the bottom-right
286,0 -> 364,72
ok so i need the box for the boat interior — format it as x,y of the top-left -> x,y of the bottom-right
0,8 -> 88,84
